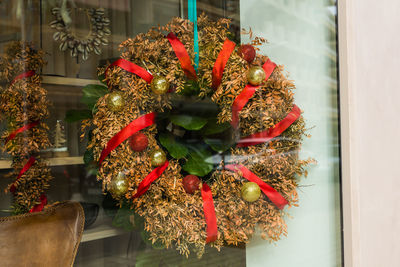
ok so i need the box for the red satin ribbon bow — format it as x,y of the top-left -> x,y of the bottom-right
105,58 -> 154,83
10,70 -> 36,85
201,183 -> 218,243
212,39 -> 236,89
225,164 -> 288,209
98,113 -> 156,167
167,32 -> 197,80
29,194 -> 48,213
5,120 -> 40,144
231,59 -> 277,127
132,161 -> 169,198
9,156 -> 36,193
237,104 -> 301,147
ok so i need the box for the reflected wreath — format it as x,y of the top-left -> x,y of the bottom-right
82,15 -> 311,257
0,42 -> 52,214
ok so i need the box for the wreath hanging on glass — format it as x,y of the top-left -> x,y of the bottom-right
73,14 -> 313,258
50,4 -> 110,61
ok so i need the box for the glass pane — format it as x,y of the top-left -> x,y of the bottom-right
0,0 -> 340,266
240,0 -> 341,266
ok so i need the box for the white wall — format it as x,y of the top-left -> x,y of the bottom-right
339,0 -> 400,266
241,1 -> 342,266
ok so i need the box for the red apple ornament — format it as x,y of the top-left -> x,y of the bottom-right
129,132 -> 148,152
182,175 -> 201,194
238,44 -> 256,63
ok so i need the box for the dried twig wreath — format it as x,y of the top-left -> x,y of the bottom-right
79,15 -> 313,257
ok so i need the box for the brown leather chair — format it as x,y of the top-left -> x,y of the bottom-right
0,201 -> 85,267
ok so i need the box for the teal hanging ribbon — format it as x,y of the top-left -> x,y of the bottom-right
188,0 -> 199,71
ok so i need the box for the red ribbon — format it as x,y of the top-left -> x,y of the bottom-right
166,32 -> 197,80
225,164 -> 288,209
261,58 -> 276,82
212,39 -> 236,89
9,156 -> 36,193
201,183 -> 218,243
98,113 -> 156,167
105,58 -> 153,84
231,84 -> 258,128
5,120 -> 40,144
132,161 -> 169,198
237,105 -> 301,147
10,70 -> 36,85
29,194 -> 47,213
231,59 -> 277,127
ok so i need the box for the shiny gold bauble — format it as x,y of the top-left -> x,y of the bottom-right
247,66 -> 266,86
150,149 -> 167,167
107,91 -> 125,112
241,182 -> 261,202
110,172 -> 129,196
150,75 -> 170,95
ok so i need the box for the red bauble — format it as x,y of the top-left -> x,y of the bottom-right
182,175 -> 201,194
238,44 -> 256,63
129,132 -> 148,152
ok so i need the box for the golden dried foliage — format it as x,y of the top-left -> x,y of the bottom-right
86,15 -> 312,257
0,42 -> 52,214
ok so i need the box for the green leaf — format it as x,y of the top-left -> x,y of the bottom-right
159,133 -> 188,159
98,73 -> 106,85
204,137 -> 234,153
112,205 -> 136,231
202,118 -> 231,135
140,231 -> 165,250
83,149 -> 94,165
170,115 -> 208,131
178,80 -> 200,96
81,84 -> 108,110
84,149 -> 98,176
203,122 -> 236,152
65,109 -> 92,123
183,148 -> 213,176
85,161 -> 99,176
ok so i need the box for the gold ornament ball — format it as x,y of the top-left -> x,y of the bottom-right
241,182 -> 261,202
150,76 -> 170,95
150,149 -> 167,167
107,91 -> 125,112
110,172 -> 129,196
247,66 -> 266,86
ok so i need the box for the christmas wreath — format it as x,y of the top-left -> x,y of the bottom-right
0,42 -> 52,214
81,15 -> 311,257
